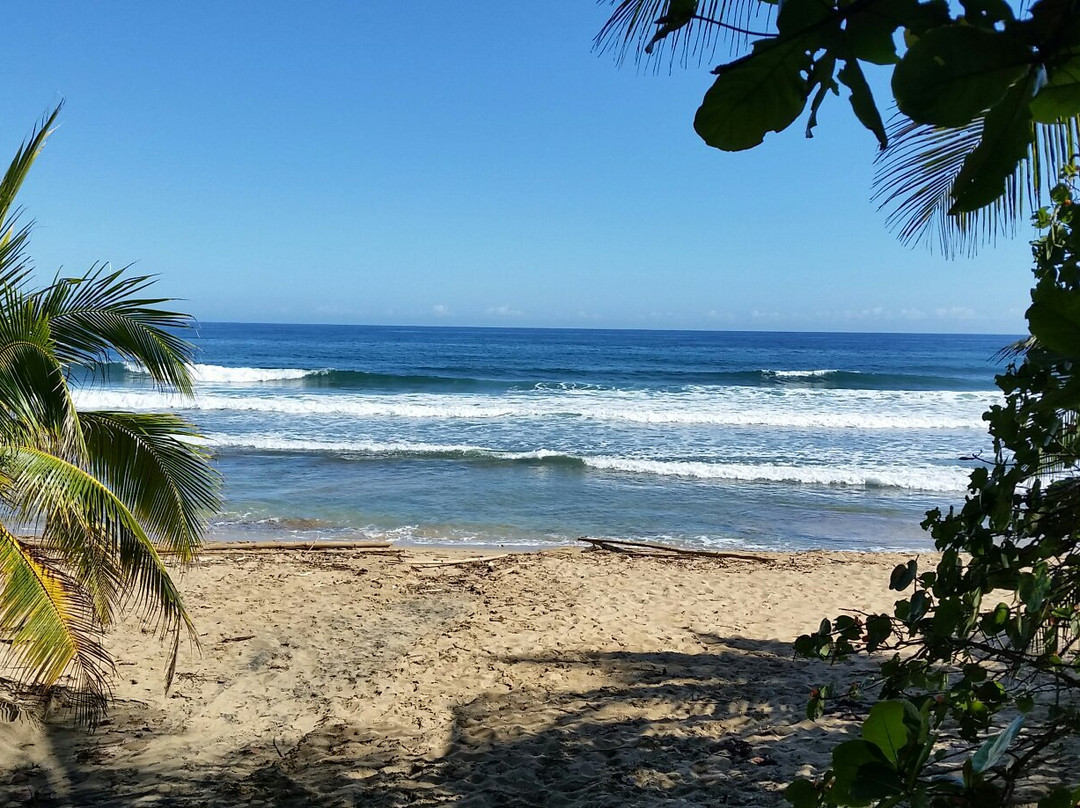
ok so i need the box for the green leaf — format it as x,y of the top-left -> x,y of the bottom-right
908,589 -> 929,622
949,70 -> 1037,214
971,715 -> 1024,774
832,740 -> 903,805
777,0 -> 834,35
1027,284 -> 1080,358
865,614 -> 892,650
842,0 -> 917,65
1031,55 -> 1080,124
862,700 -> 922,765
694,38 -> 812,151
805,56 -> 838,139
892,26 -> 1032,127
1039,784 -> 1080,808
837,60 -> 887,149
959,0 -> 1014,27
889,559 -> 917,591
844,19 -> 897,65
785,778 -> 822,808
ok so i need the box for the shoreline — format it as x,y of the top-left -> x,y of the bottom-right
2,546 -> 920,806
203,532 -> 940,555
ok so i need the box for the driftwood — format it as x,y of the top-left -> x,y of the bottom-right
219,635 -> 256,644
410,554 -> 507,568
198,540 -> 395,553
579,537 -> 771,562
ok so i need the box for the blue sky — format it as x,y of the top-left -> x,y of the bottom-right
2,2 -> 1032,333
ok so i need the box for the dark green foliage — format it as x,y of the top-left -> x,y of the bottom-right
600,0 -> 1080,249
788,174 -> 1080,804
595,2 -> 1080,801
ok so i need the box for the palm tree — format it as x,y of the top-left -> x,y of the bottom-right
0,106 -> 221,721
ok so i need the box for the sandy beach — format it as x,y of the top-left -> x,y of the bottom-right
0,546 -> 916,806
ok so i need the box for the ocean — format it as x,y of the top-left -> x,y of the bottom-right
75,323 -> 1016,552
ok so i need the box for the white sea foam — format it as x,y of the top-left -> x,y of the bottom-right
582,456 -> 968,491
74,386 -> 994,431
204,434 -> 572,462
201,433 -> 969,491
203,434 -> 482,455
766,369 -> 845,378
125,361 -> 319,383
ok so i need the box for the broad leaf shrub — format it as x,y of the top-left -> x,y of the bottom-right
788,170 -> 1080,806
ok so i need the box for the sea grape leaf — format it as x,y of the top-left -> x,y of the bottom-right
777,0 -> 834,35
1039,785 -> 1080,808
959,0 -> 1015,27
831,739 -> 903,805
971,715 -> 1024,774
843,10 -> 898,64
1027,283 -> 1080,358
1031,54 -> 1080,123
694,38 -> 812,151
1025,0 -> 1080,43
784,778 -> 821,808
862,700 -> 922,765
890,559 -> 918,591
842,0 -> 923,65
903,0 -> 950,35
865,614 -> 892,650
838,60 -> 888,148
848,762 -> 906,802
805,56 -> 838,138
892,26 -> 1032,127
949,71 -> 1037,214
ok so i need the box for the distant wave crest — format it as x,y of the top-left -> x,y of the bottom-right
124,362 -> 321,383
764,369 -> 846,378
74,387 -> 992,430
106,362 -> 986,393
202,434 -> 969,491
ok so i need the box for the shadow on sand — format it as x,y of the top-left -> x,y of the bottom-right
3,635 -> 873,807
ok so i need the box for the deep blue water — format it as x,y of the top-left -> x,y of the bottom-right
76,324 -> 1018,551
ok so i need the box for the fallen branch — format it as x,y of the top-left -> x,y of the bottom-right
197,541 -> 395,553
410,554 -> 507,568
219,635 -> 256,644
578,537 -> 771,562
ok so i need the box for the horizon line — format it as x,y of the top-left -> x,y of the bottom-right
190,320 -> 1025,339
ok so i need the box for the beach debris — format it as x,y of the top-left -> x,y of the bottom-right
409,554 -> 507,568
578,537 -> 771,562
197,541 -> 396,553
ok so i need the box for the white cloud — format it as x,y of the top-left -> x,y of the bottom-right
934,306 -> 977,320
751,309 -> 781,320
485,305 -> 523,317
432,304 -> 450,316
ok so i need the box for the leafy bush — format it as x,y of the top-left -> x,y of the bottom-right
789,170 -> 1080,806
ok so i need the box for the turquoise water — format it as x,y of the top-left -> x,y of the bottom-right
77,324 -> 1015,551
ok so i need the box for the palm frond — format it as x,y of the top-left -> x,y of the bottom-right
0,107 -> 216,718
0,522 -> 111,722
0,106 -> 61,228
594,0 -> 772,68
0,106 -> 61,291
33,266 -> 197,394
79,411 -> 221,561
39,509 -> 123,630
0,216 -> 35,290
873,114 -> 1080,256
3,447 -> 195,644
0,335 -> 84,456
